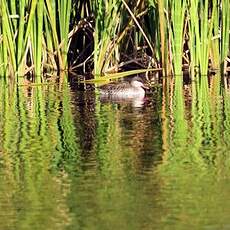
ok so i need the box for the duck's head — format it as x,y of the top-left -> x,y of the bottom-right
131,77 -> 150,90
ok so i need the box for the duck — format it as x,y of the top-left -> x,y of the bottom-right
98,76 -> 149,99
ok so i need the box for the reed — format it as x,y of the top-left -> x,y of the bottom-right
0,0 -> 73,81
1,0 -> 17,76
169,0 -> 186,76
93,0 -> 122,76
0,0 -> 229,81
220,0 -> 230,75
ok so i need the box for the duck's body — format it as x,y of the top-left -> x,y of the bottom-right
99,77 -> 148,99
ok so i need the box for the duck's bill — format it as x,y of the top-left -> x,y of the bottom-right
142,84 -> 150,90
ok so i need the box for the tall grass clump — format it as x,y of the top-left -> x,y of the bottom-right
169,0 -> 186,76
220,0 -> 230,75
0,0 -> 229,82
0,0 -> 73,82
93,0 -> 157,77
146,0 -> 229,76
93,0 -> 122,76
187,0 -> 218,76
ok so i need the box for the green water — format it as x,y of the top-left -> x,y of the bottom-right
1,76 -> 230,229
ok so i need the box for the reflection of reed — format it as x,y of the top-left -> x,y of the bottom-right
161,77 -> 175,163
71,90 -> 97,155
183,84 -> 193,122
159,73 -> 230,171
154,75 -> 230,229
0,82 -> 76,229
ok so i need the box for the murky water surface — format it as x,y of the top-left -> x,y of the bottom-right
1,77 -> 230,229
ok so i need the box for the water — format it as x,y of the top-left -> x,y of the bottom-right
1,76 -> 230,229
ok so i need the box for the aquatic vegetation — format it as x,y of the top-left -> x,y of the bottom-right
0,0 -> 73,82
0,0 -> 229,81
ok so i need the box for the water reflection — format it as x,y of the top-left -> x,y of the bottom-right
0,81 -> 74,229
1,76 -> 230,229
100,95 -> 146,108
153,76 -> 230,229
